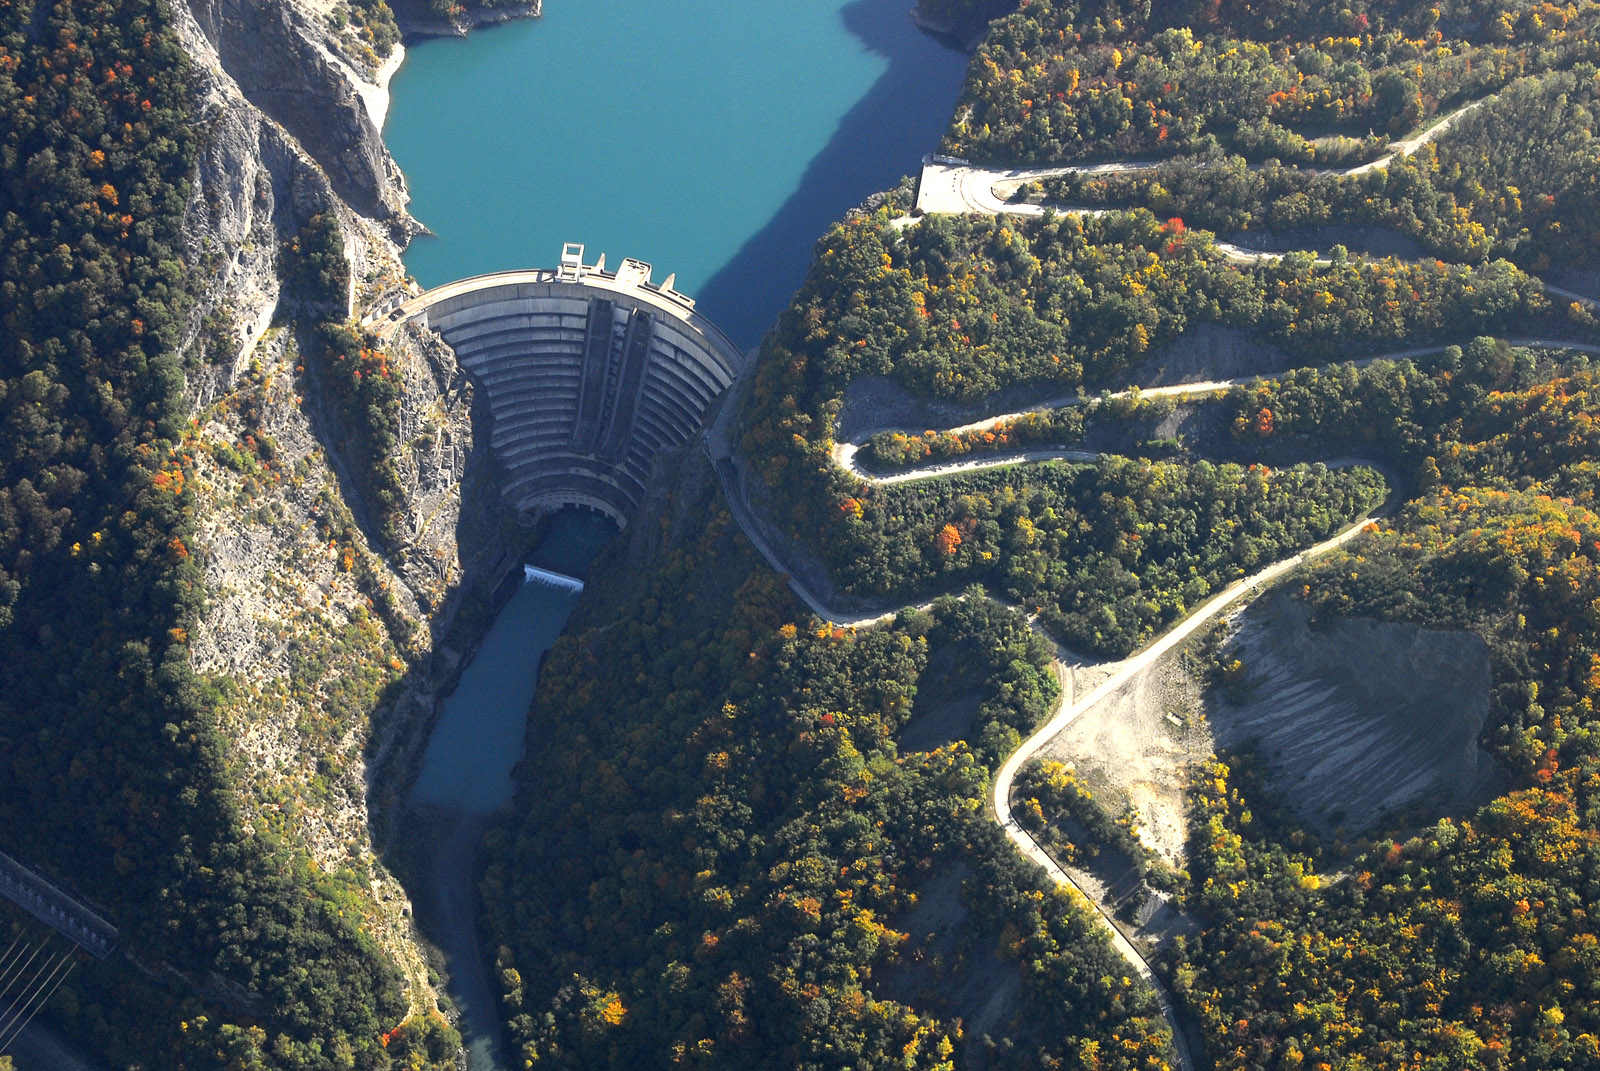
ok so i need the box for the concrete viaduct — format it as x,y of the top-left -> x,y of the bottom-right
372,244 -> 746,528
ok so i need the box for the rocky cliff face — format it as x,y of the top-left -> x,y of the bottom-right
168,0 -> 500,1019
183,0 -> 409,221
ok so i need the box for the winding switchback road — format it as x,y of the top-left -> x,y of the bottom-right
714,384 -> 1395,1071
713,334 -> 1600,1067
913,93 -> 1496,218
705,79 -> 1600,1059
989,499 -> 1386,1071
717,431 -> 1388,1071
835,340 -> 1600,486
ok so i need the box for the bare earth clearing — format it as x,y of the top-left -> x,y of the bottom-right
1045,588 -> 1503,887
873,864 -> 1023,1064
1210,592 -> 1506,837
1040,648 -> 1207,867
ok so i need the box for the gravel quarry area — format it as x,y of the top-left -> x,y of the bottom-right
1039,589 -> 1505,870
1039,650 -> 1207,867
1211,593 -> 1506,836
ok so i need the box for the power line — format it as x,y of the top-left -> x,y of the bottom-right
0,935 -> 31,997
0,941 -> 45,1007
0,935 -> 22,975
0,946 -> 65,1037
0,947 -> 74,1055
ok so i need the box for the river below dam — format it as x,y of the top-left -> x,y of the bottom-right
387,1 -> 970,1066
406,509 -> 616,1070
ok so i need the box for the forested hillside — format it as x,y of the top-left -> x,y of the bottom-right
1182,483 -> 1600,1070
483,0 -> 1600,1068
10,0 -> 1600,1066
737,201 -> 1540,645
481,478 -> 1176,1069
1043,66 -> 1600,268
948,0 -> 1600,165
0,0 -> 447,1064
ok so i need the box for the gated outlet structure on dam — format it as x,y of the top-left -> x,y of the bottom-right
375,244 -> 745,527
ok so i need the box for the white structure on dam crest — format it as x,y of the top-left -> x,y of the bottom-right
377,244 -> 745,527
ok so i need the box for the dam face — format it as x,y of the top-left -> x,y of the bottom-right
381,244 -> 744,527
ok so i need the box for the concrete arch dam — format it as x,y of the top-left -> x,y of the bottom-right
381,245 -> 745,527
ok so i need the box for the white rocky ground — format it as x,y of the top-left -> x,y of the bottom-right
170,0 -> 484,1017
1040,650 -> 1204,866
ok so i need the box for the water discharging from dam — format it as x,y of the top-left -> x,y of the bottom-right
523,565 -> 584,593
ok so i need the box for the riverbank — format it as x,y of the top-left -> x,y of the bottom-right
372,2 -> 974,1061
384,510 -> 613,1069
392,0 -> 543,41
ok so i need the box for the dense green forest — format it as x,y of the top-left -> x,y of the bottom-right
482,0 -> 1600,1067
822,456 -> 1385,656
900,2 -> 1600,1069
481,487 -> 1176,1069
947,0 -> 1600,164
737,204 -> 1539,636
1040,66 -> 1600,269
1123,354 -> 1600,1071
0,0 -> 446,1064
11,0 -> 1600,1065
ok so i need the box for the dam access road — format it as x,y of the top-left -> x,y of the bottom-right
709,371 -> 1400,1071
911,92 -> 1496,218
366,69 -> 1600,1064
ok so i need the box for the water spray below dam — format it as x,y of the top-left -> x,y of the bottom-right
522,564 -> 584,592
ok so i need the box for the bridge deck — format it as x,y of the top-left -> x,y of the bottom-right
0,852 -> 117,959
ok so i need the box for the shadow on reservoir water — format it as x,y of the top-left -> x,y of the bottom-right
405,509 -> 616,1071
385,1 -> 972,1065
695,0 -> 970,345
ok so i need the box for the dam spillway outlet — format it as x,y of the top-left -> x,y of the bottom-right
523,564 -> 584,593
388,245 -> 745,528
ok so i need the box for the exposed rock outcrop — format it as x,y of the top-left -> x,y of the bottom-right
390,0 -> 543,39
167,0 -> 514,1022
184,0 -> 409,221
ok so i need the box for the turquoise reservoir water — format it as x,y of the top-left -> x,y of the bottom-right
386,0 -> 970,345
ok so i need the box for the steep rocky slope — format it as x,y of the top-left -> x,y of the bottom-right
164,0 -> 518,1024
